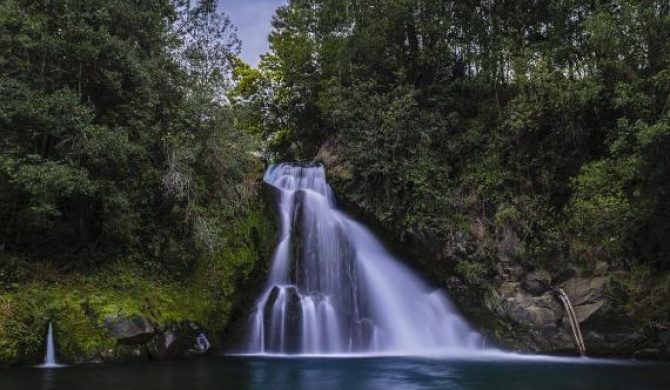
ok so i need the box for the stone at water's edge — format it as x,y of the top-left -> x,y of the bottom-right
482,268 -> 670,359
101,316 -> 211,362
486,273 -> 612,353
485,282 -> 572,352
146,322 -> 211,361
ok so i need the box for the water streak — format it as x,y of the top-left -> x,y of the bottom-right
38,322 -> 64,368
245,163 -> 485,355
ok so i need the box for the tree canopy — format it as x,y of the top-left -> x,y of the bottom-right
0,0 -> 259,271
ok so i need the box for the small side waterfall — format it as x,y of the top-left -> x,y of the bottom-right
244,163 -> 485,355
38,322 -> 63,368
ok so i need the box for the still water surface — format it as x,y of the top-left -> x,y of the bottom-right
1,355 -> 668,390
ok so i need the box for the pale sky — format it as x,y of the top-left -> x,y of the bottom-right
219,0 -> 287,67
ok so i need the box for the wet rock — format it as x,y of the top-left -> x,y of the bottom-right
606,333 -> 645,350
103,315 -> 156,343
585,330 -> 646,356
194,333 -> 211,353
583,330 -> 607,351
99,315 -> 212,362
658,330 -> 670,349
99,349 -> 115,363
560,276 -> 609,323
522,270 -> 551,296
114,344 -> 149,363
262,286 -> 303,353
633,349 -> 661,359
147,321 -> 211,361
503,292 -> 561,332
495,259 -> 523,283
485,280 -> 579,352
314,139 -> 339,166
659,332 -> 670,358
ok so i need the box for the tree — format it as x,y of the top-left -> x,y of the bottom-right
0,0 -> 257,271
175,0 -> 241,101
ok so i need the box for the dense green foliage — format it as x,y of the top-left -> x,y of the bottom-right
0,0 -> 258,271
0,0 -> 273,367
243,0 -> 670,329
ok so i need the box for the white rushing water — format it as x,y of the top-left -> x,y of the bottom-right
38,322 -> 64,368
245,163 -> 485,355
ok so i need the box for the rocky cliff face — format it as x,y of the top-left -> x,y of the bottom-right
316,142 -> 670,359
472,265 -> 670,358
482,268 -> 608,353
458,247 -> 669,359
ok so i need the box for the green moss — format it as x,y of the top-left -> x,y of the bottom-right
0,294 -> 42,367
0,189 -> 277,368
455,260 -> 490,286
0,266 -> 231,366
190,196 -> 276,331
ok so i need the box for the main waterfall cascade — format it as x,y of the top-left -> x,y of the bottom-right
245,163 -> 484,355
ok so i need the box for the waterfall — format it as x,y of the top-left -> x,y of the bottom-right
244,163 -> 485,355
38,322 -> 63,368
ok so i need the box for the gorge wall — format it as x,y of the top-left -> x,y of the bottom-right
316,142 -> 670,360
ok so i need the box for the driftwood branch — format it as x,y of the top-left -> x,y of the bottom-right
557,288 -> 586,357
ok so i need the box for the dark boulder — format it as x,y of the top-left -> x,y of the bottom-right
147,321 -> 211,361
521,270 -> 551,296
101,315 -> 210,362
103,315 -> 156,343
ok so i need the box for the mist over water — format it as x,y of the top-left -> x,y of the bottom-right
245,163 -> 483,355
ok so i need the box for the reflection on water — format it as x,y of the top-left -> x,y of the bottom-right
2,356 -> 669,390
41,368 -> 56,390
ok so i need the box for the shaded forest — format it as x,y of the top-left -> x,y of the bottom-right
0,0 -> 260,271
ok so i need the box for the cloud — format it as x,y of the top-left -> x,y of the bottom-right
219,0 -> 287,67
